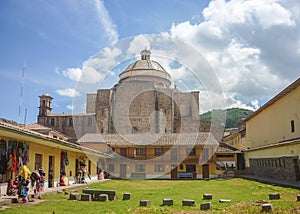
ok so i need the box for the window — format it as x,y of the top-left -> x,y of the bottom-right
135,164 -> 145,172
186,148 -> 196,156
186,164 -> 196,173
108,164 -> 115,172
136,148 -> 146,156
35,154 -> 42,170
154,148 -> 164,156
50,118 -> 55,126
154,164 -> 165,172
216,154 -> 234,158
291,120 -> 295,133
88,117 -> 92,126
132,127 -> 138,134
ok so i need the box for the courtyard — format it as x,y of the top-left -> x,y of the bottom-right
1,178 -> 300,213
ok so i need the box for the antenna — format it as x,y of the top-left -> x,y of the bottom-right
23,108 -> 27,127
18,61 -> 25,124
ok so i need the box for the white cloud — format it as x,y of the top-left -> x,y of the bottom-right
56,88 -> 81,97
62,46 -> 122,84
63,68 -> 82,82
166,0 -> 299,111
202,0 -> 295,29
94,0 -> 118,43
127,35 -> 152,56
66,104 -> 74,111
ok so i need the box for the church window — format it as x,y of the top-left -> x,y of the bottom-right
291,120 -> 295,133
132,127 -> 138,134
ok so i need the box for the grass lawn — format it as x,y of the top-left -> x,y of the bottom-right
2,178 -> 300,213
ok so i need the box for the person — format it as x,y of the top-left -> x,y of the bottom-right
30,170 -> 41,198
60,171 -> 69,186
18,165 -> 31,202
6,179 -> 18,196
39,168 -> 46,192
21,179 -> 30,203
98,169 -> 104,180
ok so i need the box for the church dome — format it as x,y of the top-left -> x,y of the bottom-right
119,49 -> 171,87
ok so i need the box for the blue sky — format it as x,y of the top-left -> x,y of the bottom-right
0,0 -> 299,124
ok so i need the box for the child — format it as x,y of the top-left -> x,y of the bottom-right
6,179 -> 18,196
22,179 -> 30,203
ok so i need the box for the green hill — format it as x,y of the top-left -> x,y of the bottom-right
200,108 -> 253,128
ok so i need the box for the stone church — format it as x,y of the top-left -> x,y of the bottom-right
37,49 -> 204,141
37,49 -> 234,179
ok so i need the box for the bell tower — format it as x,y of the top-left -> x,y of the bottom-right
38,94 -> 53,125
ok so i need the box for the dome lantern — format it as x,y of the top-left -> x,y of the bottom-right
140,48 -> 151,60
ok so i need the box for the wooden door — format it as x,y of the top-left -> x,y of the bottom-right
48,156 -> 54,188
202,164 -> 209,179
171,164 -> 178,179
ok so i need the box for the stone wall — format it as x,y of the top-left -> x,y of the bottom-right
249,156 -> 300,181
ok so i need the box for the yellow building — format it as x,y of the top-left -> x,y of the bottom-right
0,121 -> 111,195
79,133 -> 238,179
243,78 -> 300,181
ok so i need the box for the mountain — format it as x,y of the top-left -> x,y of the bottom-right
200,108 -> 253,128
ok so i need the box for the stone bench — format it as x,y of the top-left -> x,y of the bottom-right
99,194 -> 108,202
69,193 -> 80,200
200,202 -> 211,210
162,198 -> 173,206
81,193 -> 91,201
82,189 -> 116,201
140,200 -> 151,206
262,203 -> 273,212
182,199 -> 195,206
123,193 -> 131,200
219,199 -> 231,203
269,193 -> 280,200
203,194 -> 212,200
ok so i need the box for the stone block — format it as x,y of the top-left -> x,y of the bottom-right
123,193 -> 131,200
297,194 -> 300,201
269,193 -> 280,200
182,199 -> 195,206
219,199 -> 231,203
203,194 -> 212,200
140,200 -> 151,206
69,193 -> 80,200
162,198 -> 173,206
200,202 -> 211,210
262,203 -> 273,212
11,198 -> 18,203
99,194 -> 108,202
81,193 -> 92,201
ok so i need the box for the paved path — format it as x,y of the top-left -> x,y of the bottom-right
0,179 -> 109,205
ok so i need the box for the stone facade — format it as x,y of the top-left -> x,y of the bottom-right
37,49 -> 217,143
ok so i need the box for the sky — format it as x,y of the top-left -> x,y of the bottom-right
0,0 -> 299,124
